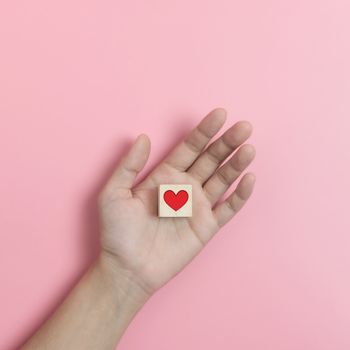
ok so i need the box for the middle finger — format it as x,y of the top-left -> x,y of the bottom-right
187,120 -> 252,183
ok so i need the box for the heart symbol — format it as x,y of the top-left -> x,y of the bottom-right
164,190 -> 189,211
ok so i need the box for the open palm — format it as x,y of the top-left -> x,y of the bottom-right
98,108 -> 256,295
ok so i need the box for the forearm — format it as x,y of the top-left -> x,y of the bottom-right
22,252 -> 150,350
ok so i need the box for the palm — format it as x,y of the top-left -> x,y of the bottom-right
99,109 -> 256,293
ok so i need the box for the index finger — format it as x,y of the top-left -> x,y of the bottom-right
162,108 -> 227,172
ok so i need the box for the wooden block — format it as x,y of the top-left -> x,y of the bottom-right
158,184 -> 192,217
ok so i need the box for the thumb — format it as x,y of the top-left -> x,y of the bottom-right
103,134 -> 151,198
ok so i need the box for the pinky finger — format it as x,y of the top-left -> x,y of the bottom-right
213,173 -> 256,228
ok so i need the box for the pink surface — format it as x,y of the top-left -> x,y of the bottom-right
1,1 -> 350,349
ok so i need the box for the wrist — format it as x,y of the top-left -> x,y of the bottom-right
95,250 -> 152,307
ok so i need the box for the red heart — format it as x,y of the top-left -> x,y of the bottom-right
163,190 -> 189,211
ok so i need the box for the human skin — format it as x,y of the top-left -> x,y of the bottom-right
21,108 -> 256,349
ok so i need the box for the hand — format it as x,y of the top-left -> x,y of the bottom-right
98,108 -> 256,296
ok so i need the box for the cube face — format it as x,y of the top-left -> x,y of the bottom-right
158,184 -> 192,217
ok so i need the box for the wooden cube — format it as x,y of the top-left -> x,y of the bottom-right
158,184 -> 192,217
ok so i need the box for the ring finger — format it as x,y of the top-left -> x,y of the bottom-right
203,143 -> 256,205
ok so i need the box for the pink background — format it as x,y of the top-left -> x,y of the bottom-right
1,1 -> 350,349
